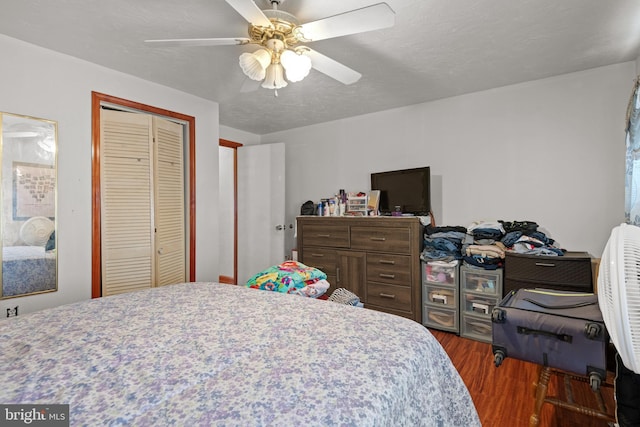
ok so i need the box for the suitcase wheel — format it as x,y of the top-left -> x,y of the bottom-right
589,372 -> 602,391
491,308 -> 505,323
584,322 -> 602,340
494,350 -> 505,367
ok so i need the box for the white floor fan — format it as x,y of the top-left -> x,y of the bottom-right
145,0 -> 395,93
598,223 -> 640,426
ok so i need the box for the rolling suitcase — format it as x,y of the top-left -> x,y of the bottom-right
491,288 -> 607,390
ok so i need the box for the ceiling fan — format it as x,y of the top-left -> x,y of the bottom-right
145,0 -> 395,94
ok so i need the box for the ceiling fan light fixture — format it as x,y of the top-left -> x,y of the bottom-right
239,49 -> 272,81
148,1 -> 397,93
280,49 -> 312,82
261,63 -> 288,89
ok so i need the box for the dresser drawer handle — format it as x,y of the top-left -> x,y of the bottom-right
379,273 -> 396,279
316,234 -> 331,238
380,293 -> 396,299
379,260 -> 395,265
370,237 -> 386,242
535,262 -> 556,267
310,253 -> 325,257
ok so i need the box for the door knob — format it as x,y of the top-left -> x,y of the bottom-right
275,225 -> 285,230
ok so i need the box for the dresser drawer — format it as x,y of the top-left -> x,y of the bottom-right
366,253 -> 411,286
351,226 -> 411,254
366,282 -> 412,312
301,225 -> 350,248
301,247 -> 337,275
505,252 -> 592,288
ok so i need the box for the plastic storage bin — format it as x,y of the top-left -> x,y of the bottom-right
422,260 -> 460,333
459,264 -> 503,343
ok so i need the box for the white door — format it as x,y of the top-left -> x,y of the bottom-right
100,109 -> 154,296
99,110 -> 187,296
153,116 -> 186,286
237,143 -> 286,285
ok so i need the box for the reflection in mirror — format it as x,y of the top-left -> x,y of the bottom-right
0,112 -> 57,299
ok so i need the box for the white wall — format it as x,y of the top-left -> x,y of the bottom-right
220,125 -> 260,146
0,34 -> 220,315
262,63 -> 632,258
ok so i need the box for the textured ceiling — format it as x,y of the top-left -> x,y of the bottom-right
2,0 -> 640,135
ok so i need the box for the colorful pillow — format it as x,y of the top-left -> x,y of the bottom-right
246,261 -> 327,295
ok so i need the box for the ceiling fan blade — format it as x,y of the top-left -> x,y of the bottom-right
295,3 -> 395,42
304,48 -> 362,85
225,0 -> 273,28
145,38 -> 251,47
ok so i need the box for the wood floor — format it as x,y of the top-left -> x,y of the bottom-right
429,329 -> 616,427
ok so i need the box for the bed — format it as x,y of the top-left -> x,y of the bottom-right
0,282 -> 480,426
2,245 -> 56,296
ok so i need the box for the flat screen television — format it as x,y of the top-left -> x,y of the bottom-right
370,166 -> 431,215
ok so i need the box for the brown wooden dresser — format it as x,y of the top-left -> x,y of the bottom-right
503,251 -> 593,296
296,216 -> 423,322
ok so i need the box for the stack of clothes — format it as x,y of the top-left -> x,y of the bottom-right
499,220 -> 563,256
461,220 -> 564,270
421,220 -> 565,272
462,221 -> 507,270
420,225 -> 467,262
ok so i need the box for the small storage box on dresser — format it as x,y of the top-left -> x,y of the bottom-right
504,251 -> 593,296
422,260 -> 460,333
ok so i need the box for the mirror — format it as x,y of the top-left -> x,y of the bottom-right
0,112 -> 57,299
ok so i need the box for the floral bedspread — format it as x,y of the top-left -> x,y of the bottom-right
2,246 -> 56,296
0,283 -> 480,426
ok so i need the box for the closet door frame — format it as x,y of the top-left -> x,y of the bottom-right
91,91 -> 196,298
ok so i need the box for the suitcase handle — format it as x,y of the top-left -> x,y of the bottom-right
517,326 -> 573,343
522,297 -> 596,310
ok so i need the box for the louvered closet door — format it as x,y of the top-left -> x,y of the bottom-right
153,117 -> 186,286
100,110 -> 154,296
